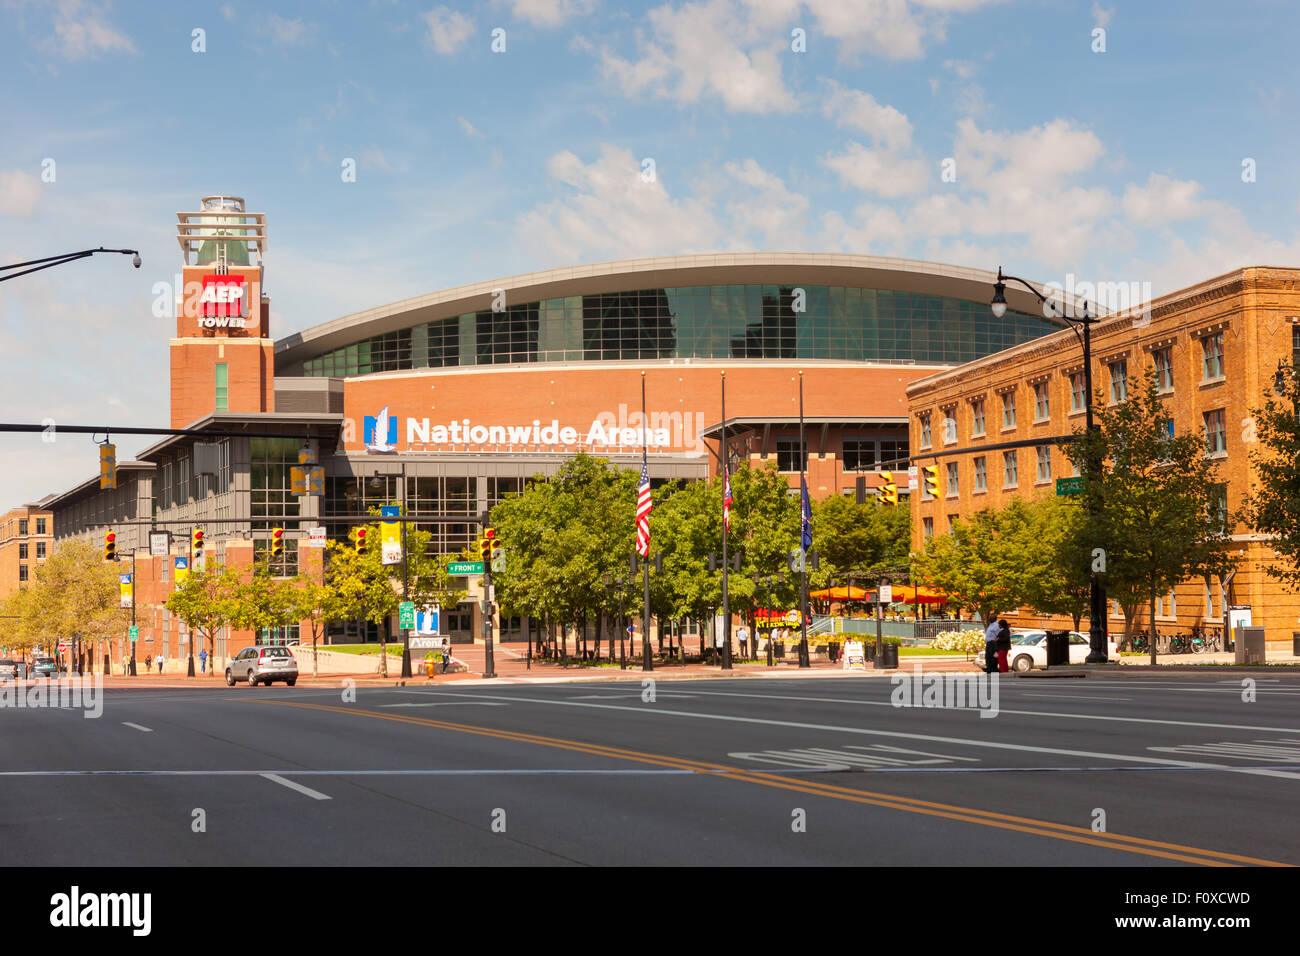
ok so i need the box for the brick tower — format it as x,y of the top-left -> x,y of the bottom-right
170,195 -> 273,427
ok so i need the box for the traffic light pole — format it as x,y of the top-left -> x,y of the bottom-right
129,551 -> 137,677
721,371 -> 731,671
482,560 -> 496,679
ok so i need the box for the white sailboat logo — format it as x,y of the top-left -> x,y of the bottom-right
367,405 -> 397,453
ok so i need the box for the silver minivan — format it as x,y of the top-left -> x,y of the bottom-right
226,645 -> 298,686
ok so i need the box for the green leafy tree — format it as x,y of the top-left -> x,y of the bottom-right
286,575 -> 349,677
19,539 -> 126,672
1022,495 -> 1093,632
1066,369 -> 1235,661
165,564 -> 242,676
1245,364 -> 1300,590
913,498 -> 1040,625
812,493 -> 912,581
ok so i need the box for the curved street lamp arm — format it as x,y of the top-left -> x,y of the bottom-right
1,247 -> 141,283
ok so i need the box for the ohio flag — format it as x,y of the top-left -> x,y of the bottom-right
635,457 -> 653,557
722,468 -> 733,534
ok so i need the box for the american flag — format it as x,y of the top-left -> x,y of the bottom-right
722,468 -> 733,535
635,457 -> 653,557
800,475 -> 812,550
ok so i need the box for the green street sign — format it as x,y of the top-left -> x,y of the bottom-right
1056,476 -> 1084,496
448,561 -> 484,575
129,625 -> 139,642
399,601 -> 416,629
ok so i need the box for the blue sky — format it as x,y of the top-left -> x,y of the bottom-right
1,0 -> 1298,507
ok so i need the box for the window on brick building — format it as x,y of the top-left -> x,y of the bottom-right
215,363 -> 229,412
973,456 -> 987,492
1034,382 -> 1049,421
1202,333 -> 1224,381
1203,409 -> 1226,455
1069,372 -> 1086,412
922,517 -> 934,542
18,543 -> 27,560
946,462 -> 959,497
1003,450 -> 1018,488
1036,445 -> 1052,483
971,399 -> 985,436
776,439 -> 806,473
36,542 -> 45,559
1001,392 -> 1016,429
1109,359 -> 1128,403
919,413 -> 932,448
18,565 -> 27,583
1153,347 -> 1173,391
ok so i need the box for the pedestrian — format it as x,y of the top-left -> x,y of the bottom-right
440,637 -> 451,674
144,655 -> 152,674
737,623 -> 750,659
983,613 -> 1000,674
199,648 -> 208,674
156,653 -> 165,675
121,653 -> 128,675
996,619 -> 1012,674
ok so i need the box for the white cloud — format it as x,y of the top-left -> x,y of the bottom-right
360,146 -> 392,172
822,81 -> 913,150
599,0 -> 798,113
457,116 -> 485,138
423,6 -> 475,55
821,141 -> 930,198
1092,2 -> 1114,28
0,170 -> 43,218
509,0 -> 598,27
39,0 -> 136,60
220,4 -> 236,21
723,158 -> 810,248
1121,173 -> 1207,226
264,13 -> 314,45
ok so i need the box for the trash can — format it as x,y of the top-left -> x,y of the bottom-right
874,642 -> 899,670
1293,632 -> 1300,657
1235,626 -> 1266,665
1045,630 -> 1070,667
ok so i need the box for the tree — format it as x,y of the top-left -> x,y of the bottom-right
1022,495 -> 1092,632
1245,364 -> 1300,589
812,493 -> 912,580
165,564 -> 242,676
19,539 -> 125,672
1066,369 -> 1235,662
913,498 -> 1040,624
286,576 -> 348,678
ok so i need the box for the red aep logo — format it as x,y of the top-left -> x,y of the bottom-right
199,275 -> 247,318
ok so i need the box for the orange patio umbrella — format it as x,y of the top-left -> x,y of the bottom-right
809,586 -> 869,600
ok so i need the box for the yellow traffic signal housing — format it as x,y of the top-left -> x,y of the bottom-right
876,471 -> 899,506
192,528 -> 205,561
354,526 -> 368,555
480,527 -> 496,563
923,465 -> 941,498
104,530 -> 116,561
270,527 -> 284,558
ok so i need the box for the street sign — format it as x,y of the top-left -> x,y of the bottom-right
306,526 -> 327,548
129,626 -> 139,642
1056,476 -> 1084,496
399,601 -> 416,630
409,636 -> 442,650
878,584 -> 893,604
149,531 -> 171,557
449,561 -> 484,575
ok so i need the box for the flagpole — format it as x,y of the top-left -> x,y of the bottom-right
721,370 -> 731,671
798,370 -> 810,668
641,371 -> 653,672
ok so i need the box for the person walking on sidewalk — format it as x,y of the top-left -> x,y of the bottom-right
996,619 -> 1012,674
199,649 -> 208,674
983,613 -> 1000,674
440,637 -> 451,674
155,653 -> 165,675
144,655 -> 152,674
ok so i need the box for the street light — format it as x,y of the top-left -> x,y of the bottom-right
1,246 -> 141,282
990,266 -> 1108,664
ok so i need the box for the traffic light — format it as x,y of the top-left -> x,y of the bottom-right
878,470 -> 899,506
354,526 -> 368,556
192,528 -> 205,562
270,527 -> 284,559
480,527 -> 496,563
923,465 -> 940,498
104,530 -> 116,561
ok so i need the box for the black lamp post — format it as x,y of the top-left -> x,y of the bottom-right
991,267 -> 1109,663
1,246 -> 140,282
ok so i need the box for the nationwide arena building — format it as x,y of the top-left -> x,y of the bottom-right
46,195 -> 1067,660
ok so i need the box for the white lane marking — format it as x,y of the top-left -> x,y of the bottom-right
261,773 -> 331,800
567,693 -> 697,700
638,687 -> 1300,735
1149,738 -> 1300,763
122,722 -> 152,733
408,689 -> 1300,780
0,768 -> 696,777
1024,694 -> 1132,701
729,744 -> 980,771
379,702 -> 506,709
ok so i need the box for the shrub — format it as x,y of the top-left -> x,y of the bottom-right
930,629 -> 986,655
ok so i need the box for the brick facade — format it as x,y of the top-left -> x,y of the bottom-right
907,266 -> 1300,643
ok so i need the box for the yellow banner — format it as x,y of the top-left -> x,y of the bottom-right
174,555 -> 190,586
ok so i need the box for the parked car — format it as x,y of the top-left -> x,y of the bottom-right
976,629 -> 1119,672
225,645 -> 299,686
0,659 -> 17,680
31,658 -> 58,679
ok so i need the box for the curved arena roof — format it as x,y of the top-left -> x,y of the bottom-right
274,252 -> 1076,372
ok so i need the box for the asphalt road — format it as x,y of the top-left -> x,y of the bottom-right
4,672 -> 1300,866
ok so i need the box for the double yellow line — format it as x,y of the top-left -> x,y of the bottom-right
255,699 -> 1289,867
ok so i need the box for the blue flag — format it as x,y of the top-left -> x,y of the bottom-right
800,476 -> 812,550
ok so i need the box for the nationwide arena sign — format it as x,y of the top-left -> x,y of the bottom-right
359,405 -> 696,453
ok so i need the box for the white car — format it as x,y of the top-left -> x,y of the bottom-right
976,629 -> 1119,672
